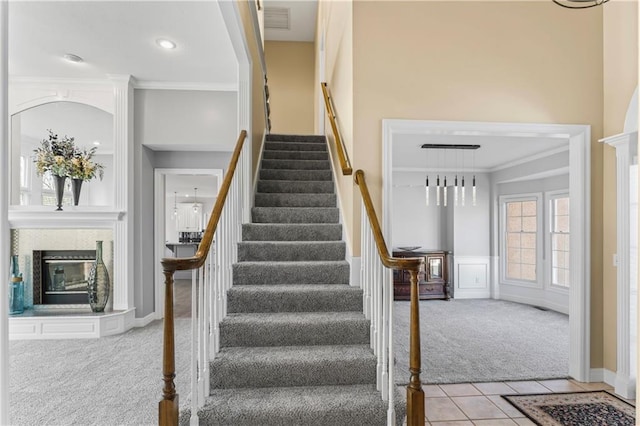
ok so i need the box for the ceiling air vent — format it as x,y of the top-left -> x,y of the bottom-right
264,7 -> 290,30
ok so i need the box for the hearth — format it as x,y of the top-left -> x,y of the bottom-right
33,250 -> 96,305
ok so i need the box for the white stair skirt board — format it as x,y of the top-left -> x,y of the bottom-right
348,256 -> 361,287
9,308 -> 135,340
453,256 -> 491,299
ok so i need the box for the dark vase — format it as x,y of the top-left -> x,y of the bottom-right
53,175 -> 66,211
71,178 -> 83,206
87,240 -> 110,312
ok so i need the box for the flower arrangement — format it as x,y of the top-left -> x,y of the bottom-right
69,147 -> 104,181
33,129 -> 104,181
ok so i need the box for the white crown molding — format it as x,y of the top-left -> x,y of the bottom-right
9,76 -> 238,92
132,80 -> 238,91
9,76 -> 114,87
488,145 -> 570,173
393,167 -> 487,173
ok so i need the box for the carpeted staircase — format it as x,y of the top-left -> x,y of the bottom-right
189,134 -> 405,425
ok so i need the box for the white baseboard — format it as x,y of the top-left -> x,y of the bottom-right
499,293 -> 569,315
134,312 -> 156,328
590,368 -> 616,386
348,255 -> 361,287
615,373 -> 637,399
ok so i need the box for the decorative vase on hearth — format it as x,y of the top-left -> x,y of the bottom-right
71,178 -> 83,206
54,175 -> 66,211
9,255 -> 24,315
87,240 -> 110,312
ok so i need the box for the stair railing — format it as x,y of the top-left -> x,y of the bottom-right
159,130 -> 248,426
321,82 -> 352,175
321,82 -> 425,426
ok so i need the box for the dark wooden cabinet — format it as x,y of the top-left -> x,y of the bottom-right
392,250 -> 450,301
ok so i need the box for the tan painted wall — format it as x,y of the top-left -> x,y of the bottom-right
265,41 -> 315,134
602,0 -> 638,374
349,1 -> 605,365
237,0 -> 267,177
317,0 -> 356,255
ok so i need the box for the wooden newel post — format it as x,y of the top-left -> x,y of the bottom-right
159,268 -> 179,426
406,268 -> 425,426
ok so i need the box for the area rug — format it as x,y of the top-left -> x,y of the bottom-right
502,391 -> 635,426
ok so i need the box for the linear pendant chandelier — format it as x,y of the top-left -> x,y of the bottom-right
422,143 -> 480,208
552,0 -> 609,9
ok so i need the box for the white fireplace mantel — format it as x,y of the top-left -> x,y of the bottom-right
9,207 -> 125,228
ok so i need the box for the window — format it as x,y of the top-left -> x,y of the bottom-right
550,196 -> 570,288
505,199 -> 537,282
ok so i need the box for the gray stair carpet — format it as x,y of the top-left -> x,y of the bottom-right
188,134 -> 406,426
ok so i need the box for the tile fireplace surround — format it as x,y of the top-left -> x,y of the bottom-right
8,227 -> 135,339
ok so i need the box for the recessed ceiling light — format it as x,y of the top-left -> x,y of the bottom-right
156,38 -> 177,50
63,53 -> 84,64
93,141 -> 101,146
185,193 -> 189,197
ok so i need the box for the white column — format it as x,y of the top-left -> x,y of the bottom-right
110,75 -> 134,310
0,1 -> 10,423
603,132 -> 638,399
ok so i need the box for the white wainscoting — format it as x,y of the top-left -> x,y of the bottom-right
453,256 -> 491,299
9,308 -> 135,340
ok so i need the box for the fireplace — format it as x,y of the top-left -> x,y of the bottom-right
33,250 -> 96,305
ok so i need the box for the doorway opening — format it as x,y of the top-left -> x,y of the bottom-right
383,119 -> 591,382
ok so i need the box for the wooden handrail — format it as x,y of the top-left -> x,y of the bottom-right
321,81 -> 424,425
321,82 -> 353,175
159,130 -> 247,426
354,169 -> 425,426
354,170 -> 421,272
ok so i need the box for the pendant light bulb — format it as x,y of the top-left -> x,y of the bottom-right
425,177 -> 430,207
454,175 -> 459,206
192,188 -> 199,213
436,175 -> 441,206
443,176 -> 448,207
472,175 -> 477,207
461,176 -> 466,207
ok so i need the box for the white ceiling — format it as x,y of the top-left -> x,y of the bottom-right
8,1 -> 238,86
166,174 -> 219,201
393,133 -> 570,172
264,0 -> 317,42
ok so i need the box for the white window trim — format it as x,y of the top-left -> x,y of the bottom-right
499,192 -> 543,289
546,190 -> 570,294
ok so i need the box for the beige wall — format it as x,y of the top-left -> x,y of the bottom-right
317,0 -> 356,255
237,0 -> 267,178
265,41 -> 315,134
348,1 -> 605,366
602,0 -> 638,374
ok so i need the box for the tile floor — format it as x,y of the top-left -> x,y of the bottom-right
403,379 -> 621,425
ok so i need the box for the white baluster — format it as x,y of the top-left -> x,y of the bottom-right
198,266 -> 205,407
381,263 -> 389,401
190,268 -> 198,426
387,268 -> 396,425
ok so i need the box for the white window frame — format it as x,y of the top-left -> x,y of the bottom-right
499,193 -> 543,288
546,190 -> 570,293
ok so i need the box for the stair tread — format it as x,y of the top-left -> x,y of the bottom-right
235,260 -> 349,267
224,311 -> 366,323
192,384 -> 405,426
216,344 -> 374,360
238,240 -> 344,249
228,283 -> 359,291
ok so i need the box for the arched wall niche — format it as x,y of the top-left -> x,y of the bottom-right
10,100 -> 114,207
8,79 -> 120,207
